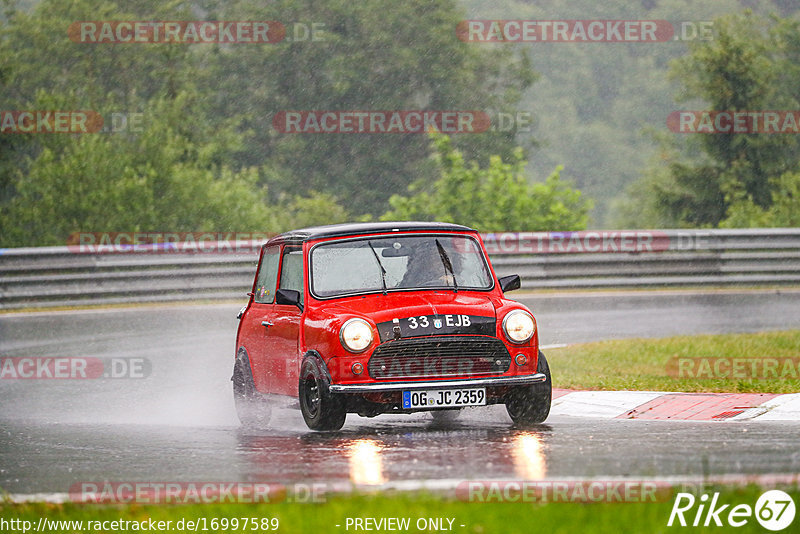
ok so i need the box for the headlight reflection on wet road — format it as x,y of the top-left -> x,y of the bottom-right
512,432 -> 547,479
347,438 -> 386,486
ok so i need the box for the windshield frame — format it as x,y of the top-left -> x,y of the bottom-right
307,232 -> 495,300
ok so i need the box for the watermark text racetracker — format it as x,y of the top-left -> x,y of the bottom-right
457,480 -> 670,503
457,20 -> 713,43
668,357 -> 800,380
0,111 -> 103,134
67,232 -> 274,254
273,110 -> 535,134
0,357 -> 150,379
273,110 -> 492,134
69,21 -> 324,44
668,110 -> 800,134
70,481 -> 328,504
0,111 -> 143,134
480,230 -> 711,254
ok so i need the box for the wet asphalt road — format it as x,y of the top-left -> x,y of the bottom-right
1,289 -> 799,495
3,411 -> 800,496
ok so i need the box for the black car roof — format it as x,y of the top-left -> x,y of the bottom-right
267,221 -> 475,245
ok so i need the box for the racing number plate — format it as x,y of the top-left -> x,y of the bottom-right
402,388 -> 486,409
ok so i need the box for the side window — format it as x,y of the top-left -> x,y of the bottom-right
254,246 -> 280,304
279,247 -> 304,305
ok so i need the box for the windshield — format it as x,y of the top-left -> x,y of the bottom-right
310,234 -> 493,298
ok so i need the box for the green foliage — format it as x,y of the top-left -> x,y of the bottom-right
381,133 -> 591,231
6,487 -> 800,534
198,0 -> 536,215
624,11 -> 800,228
5,0 -> 800,242
0,0 -> 196,126
0,93 -> 279,246
461,0 -> 758,226
0,86 -> 356,245
549,329 -> 800,394
1,0 -> 537,246
277,191 -> 354,229
462,0 -> 800,226
721,168 -> 800,228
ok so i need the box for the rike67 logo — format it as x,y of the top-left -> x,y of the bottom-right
668,490 -> 796,531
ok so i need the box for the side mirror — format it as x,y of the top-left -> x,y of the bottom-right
498,274 -> 521,293
276,288 -> 303,310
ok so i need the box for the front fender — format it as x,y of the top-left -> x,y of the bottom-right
299,350 -> 333,385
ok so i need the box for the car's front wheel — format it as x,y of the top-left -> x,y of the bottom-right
505,351 -> 552,425
299,358 -> 346,431
232,349 -> 271,429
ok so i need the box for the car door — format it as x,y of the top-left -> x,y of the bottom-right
267,245 -> 304,396
239,244 -> 281,393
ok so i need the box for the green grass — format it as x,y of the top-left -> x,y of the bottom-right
2,486 -> 798,534
546,330 -> 800,393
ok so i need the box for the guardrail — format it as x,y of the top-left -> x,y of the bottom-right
1,228 -> 799,309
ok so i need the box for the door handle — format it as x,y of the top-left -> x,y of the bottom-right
261,321 -> 274,328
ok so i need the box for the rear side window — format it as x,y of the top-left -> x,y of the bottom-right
254,246 -> 280,303
279,247 -> 304,305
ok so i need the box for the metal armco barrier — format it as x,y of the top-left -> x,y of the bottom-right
1,228 -> 799,310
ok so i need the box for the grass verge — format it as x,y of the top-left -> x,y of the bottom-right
546,330 -> 800,393
2,486 -> 798,534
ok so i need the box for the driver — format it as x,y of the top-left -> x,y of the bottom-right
399,242 -> 455,288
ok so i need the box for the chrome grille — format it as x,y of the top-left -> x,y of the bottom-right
368,336 -> 511,379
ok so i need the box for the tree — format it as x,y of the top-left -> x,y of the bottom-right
0,0 -> 212,226
277,190 -> 354,229
622,11 -> 800,228
0,93 -> 278,246
1,0 -> 539,244
199,0 -> 537,216
721,168 -> 800,228
0,0 -> 365,246
381,133 -> 591,231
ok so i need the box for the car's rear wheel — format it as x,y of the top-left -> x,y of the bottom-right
299,359 -> 346,431
505,351 -> 552,425
232,350 -> 271,429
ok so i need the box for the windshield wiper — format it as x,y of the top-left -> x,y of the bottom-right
368,241 -> 388,295
435,239 -> 458,293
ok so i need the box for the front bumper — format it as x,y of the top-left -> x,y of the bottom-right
327,373 -> 546,394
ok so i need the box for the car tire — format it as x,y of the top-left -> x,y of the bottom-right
505,351 -> 552,425
232,349 -> 271,429
430,409 -> 461,422
299,358 -> 346,431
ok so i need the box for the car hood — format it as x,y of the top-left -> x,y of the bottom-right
319,292 -> 499,340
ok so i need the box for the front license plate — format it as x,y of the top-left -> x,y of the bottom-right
402,388 -> 486,409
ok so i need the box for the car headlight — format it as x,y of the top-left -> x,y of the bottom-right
340,318 -> 374,353
503,310 -> 535,344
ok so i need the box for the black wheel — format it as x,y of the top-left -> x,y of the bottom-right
299,359 -> 346,431
430,409 -> 461,422
505,351 -> 552,425
232,350 -> 271,429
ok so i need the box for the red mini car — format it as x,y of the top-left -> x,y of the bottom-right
233,222 -> 551,431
